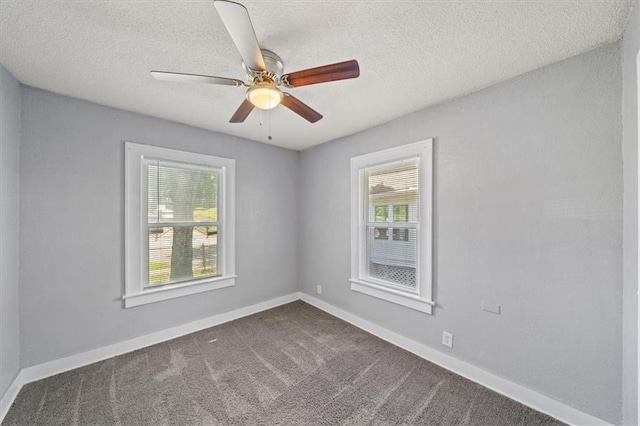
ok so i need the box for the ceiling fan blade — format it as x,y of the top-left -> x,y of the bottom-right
229,99 -> 255,123
282,60 -> 360,88
151,71 -> 244,86
214,0 -> 266,71
280,93 -> 323,123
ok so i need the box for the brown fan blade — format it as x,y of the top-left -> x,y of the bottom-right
230,99 -> 254,123
280,93 -> 323,123
151,71 -> 245,86
282,60 -> 359,88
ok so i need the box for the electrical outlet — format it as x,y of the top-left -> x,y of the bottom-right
442,331 -> 453,348
317,285 -> 322,295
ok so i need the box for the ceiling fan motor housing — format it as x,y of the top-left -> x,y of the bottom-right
243,49 -> 284,83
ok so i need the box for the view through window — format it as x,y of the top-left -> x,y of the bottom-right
366,160 -> 419,291
146,161 -> 220,286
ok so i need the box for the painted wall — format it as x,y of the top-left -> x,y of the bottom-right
622,1 -> 639,424
18,87 -> 299,367
300,43 -> 623,424
0,64 -> 21,398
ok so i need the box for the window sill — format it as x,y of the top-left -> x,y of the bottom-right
124,275 -> 237,308
350,279 -> 434,314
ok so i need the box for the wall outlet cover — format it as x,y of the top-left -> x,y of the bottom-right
442,331 -> 453,348
316,285 -> 322,295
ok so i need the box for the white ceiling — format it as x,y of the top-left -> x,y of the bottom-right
0,1 -> 634,150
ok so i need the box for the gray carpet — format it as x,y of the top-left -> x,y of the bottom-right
3,301 -> 564,425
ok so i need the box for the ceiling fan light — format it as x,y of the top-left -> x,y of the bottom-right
247,83 -> 283,110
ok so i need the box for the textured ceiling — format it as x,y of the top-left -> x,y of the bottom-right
0,1 -> 634,150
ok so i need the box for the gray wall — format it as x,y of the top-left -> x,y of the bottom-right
9,34 -> 629,425
19,87 -> 299,367
300,43 -> 623,424
0,64 -> 21,398
622,1 -> 639,424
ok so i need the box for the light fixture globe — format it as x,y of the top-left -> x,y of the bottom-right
246,82 -> 283,110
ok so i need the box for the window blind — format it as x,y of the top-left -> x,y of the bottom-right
145,160 -> 220,287
365,158 -> 419,291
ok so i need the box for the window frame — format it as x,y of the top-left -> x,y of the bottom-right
124,142 -> 236,308
350,139 -> 434,314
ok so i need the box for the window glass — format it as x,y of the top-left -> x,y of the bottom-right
374,227 -> 389,240
147,163 -> 218,224
365,160 -> 419,292
393,205 -> 408,222
145,161 -> 219,287
393,228 -> 409,241
367,225 -> 418,290
148,226 -> 219,286
374,205 -> 388,222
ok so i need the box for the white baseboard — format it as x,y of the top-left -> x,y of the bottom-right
299,293 -> 611,426
11,292 -> 295,387
2,291 -> 612,426
0,370 -> 24,422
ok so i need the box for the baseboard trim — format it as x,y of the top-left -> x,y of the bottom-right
19,292 -> 299,386
0,370 -> 24,422
2,292 -> 612,426
299,292 -> 611,426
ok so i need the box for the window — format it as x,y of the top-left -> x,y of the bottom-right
125,142 -> 236,307
350,139 -> 434,314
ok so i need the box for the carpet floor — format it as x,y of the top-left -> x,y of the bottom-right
4,301 -> 564,425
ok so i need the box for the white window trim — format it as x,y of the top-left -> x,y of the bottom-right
124,142 -> 236,308
350,139 -> 434,314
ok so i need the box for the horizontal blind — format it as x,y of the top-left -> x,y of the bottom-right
146,160 -> 219,224
365,157 -> 419,292
145,160 -> 221,287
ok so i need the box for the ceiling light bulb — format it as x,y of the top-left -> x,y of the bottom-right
247,82 -> 283,110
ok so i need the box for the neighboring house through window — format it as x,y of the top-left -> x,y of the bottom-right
124,142 -> 236,307
374,204 -> 411,241
350,139 -> 434,314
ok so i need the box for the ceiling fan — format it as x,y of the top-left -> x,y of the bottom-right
151,0 -> 360,124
